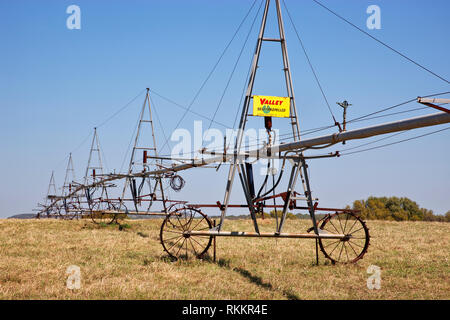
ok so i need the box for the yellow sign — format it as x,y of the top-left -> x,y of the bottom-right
253,95 -> 290,118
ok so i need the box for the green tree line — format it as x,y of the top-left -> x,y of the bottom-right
349,196 -> 450,222
239,196 -> 448,222
251,196 -> 449,222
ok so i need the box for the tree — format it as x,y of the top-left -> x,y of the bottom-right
268,210 -> 297,219
422,208 -> 436,221
350,196 -> 446,222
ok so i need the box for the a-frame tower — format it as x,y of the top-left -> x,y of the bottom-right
121,89 -> 167,213
84,128 -> 105,185
218,0 -> 319,235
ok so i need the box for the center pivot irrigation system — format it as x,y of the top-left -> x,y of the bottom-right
36,91 -> 188,224
36,0 -> 450,264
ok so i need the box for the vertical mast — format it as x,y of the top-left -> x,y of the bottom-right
45,171 -> 57,206
217,0 -> 271,231
62,153 -> 76,197
84,128 -> 104,185
121,89 -> 166,212
146,91 -> 166,209
275,0 -> 301,141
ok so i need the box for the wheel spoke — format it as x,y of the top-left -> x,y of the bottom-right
190,235 -> 206,248
175,238 -> 186,257
343,243 -> 350,262
185,210 -> 198,230
162,235 -> 183,243
175,215 -> 186,231
164,229 -> 184,235
347,240 -> 359,256
337,214 -> 344,233
349,226 -> 365,235
192,237 -> 210,252
338,242 -> 345,261
346,218 -> 359,234
322,224 -> 336,235
329,241 -> 341,256
166,235 -> 184,252
323,239 -> 340,248
343,213 -> 349,233
348,240 -> 364,249
189,238 -> 199,256
327,218 -> 340,234
190,217 -> 206,232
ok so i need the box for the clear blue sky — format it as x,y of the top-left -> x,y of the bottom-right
1,0 -> 449,218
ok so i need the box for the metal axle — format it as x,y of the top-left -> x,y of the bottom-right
187,230 -> 348,240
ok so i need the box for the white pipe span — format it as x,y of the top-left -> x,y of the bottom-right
159,111 -> 450,168
274,112 -> 450,153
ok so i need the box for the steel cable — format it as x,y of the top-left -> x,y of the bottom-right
158,0 -> 261,152
311,0 -> 450,85
283,0 -> 338,125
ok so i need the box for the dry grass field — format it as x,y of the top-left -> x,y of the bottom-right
0,217 -> 448,300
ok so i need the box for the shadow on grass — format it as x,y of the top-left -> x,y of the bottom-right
212,258 -> 301,300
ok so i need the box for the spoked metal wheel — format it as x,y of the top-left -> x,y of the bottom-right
318,211 -> 370,264
166,201 -> 187,214
60,202 -> 79,220
160,208 -> 213,260
114,202 -> 129,222
166,203 -> 192,228
90,201 -> 117,225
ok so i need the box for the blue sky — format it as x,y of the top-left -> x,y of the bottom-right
0,0 -> 449,218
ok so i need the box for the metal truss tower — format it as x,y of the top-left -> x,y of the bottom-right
84,128 -> 105,185
121,88 -> 167,213
218,0 -> 319,234
45,171 -> 57,206
62,153 -> 77,197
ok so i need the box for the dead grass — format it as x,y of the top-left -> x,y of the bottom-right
0,218 -> 448,299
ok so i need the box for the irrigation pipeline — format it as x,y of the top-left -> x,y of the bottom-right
45,110 -> 450,211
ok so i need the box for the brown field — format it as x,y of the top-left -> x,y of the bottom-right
0,218 -> 448,300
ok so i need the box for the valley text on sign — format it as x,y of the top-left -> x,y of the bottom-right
253,95 -> 290,118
